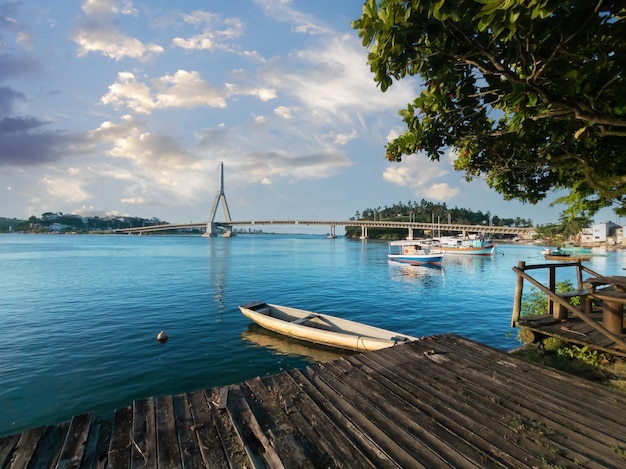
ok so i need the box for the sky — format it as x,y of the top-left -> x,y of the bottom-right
0,0 -> 620,230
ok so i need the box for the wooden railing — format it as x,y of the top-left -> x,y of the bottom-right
511,260 -> 626,349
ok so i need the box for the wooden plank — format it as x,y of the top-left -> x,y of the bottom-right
270,370 -> 382,467
292,314 -> 319,325
130,397 -> 156,468
20,423 -> 68,469
81,416 -> 113,469
319,357 -> 482,468
171,394 -> 205,469
55,413 -> 92,468
242,376 -> 320,468
0,434 -> 19,467
364,344 -> 564,466
205,387 -> 251,468
349,351 -> 527,468
401,337 -> 626,468
186,390 -> 229,468
107,406 -> 132,469
6,425 -> 46,469
155,395 -> 181,468
227,387 -> 285,468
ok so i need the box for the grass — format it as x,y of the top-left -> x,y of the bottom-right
511,344 -> 626,394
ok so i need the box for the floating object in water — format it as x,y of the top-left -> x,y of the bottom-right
156,330 -> 168,343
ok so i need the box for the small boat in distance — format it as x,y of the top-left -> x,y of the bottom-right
387,240 -> 445,266
431,235 -> 496,256
542,248 -> 591,261
238,302 -> 419,352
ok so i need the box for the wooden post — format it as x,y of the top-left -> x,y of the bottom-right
575,261 -> 584,290
511,261 -> 525,326
548,265 -> 557,318
603,302 -> 624,334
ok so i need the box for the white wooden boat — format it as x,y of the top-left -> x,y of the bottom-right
387,240 -> 445,266
431,235 -> 496,256
238,302 -> 419,352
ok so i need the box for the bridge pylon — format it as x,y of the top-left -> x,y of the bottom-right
204,162 -> 234,237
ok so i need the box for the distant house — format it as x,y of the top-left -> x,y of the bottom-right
581,221 -> 622,246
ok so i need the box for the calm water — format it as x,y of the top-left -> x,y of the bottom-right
1,234 -> 624,436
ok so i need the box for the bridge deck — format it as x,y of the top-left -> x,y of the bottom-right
2,334 -> 625,468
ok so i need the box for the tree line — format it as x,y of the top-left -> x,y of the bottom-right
0,213 -> 168,234
344,199 -> 532,239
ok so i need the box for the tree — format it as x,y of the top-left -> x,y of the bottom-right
353,0 -> 626,218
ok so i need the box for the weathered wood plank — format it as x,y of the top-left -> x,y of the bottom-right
171,394 -> 205,469
130,397 -> 156,468
186,390 -> 229,468
0,434 -> 19,467
392,337 -> 626,468
242,376 -> 320,468
348,351 -> 525,468
365,343 -> 564,466
81,416 -> 112,469
286,368 -> 398,468
266,370 -> 378,467
227,387 -> 285,468
55,413 -> 92,469
21,423 -> 69,469
155,395 -> 181,468
6,425 -> 46,469
205,387 -> 251,468
107,406 -> 132,469
318,357 -> 478,468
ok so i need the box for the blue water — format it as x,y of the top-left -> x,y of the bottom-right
1,234 -> 624,437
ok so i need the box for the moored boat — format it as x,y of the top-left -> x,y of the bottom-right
238,302 -> 419,352
542,248 -> 591,261
387,240 -> 445,266
431,235 -> 496,256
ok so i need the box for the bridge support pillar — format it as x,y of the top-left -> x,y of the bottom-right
203,222 -> 217,237
407,228 -> 414,240
360,226 -> 368,239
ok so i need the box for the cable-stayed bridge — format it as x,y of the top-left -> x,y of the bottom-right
112,163 -> 536,239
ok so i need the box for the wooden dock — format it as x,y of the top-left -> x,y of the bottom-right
512,260 -> 626,357
2,334 -> 626,468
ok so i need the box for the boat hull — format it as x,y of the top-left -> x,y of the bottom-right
438,245 -> 495,256
239,302 -> 418,352
387,254 -> 444,266
544,254 -> 591,261
387,240 -> 445,265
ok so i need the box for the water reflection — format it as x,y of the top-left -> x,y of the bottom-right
388,262 -> 445,284
442,255 -> 493,273
241,324 -> 353,363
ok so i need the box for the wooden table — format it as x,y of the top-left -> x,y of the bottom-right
584,276 -> 626,334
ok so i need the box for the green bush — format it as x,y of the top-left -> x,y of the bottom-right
521,280 -> 576,318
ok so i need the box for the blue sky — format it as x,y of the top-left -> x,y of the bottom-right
0,0 -> 619,228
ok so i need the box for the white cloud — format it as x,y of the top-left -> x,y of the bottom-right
274,106 -> 292,119
172,11 -> 244,52
73,0 -> 162,61
100,72 -> 156,113
100,70 -> 278,114
39,175 -> 89,204
81,0 -> 137,16
253,0 -> 330,35
155,71 -> 227,109
383,158 -> 460,201
333,129 -> 357,145
260,34 -> 416,122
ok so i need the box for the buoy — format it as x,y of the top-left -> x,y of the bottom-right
156,331 -> 168,343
